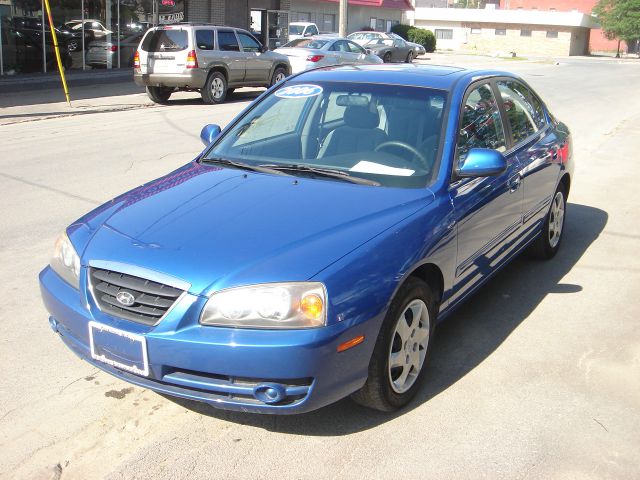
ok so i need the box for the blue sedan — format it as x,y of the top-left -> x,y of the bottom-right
40,64 -> 573,414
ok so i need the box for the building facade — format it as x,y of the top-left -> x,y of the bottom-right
408,6 -> 597,56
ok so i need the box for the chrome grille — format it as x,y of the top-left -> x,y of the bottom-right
90,268 -> 184,326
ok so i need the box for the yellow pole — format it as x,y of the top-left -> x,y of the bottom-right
43,0 -> 71,106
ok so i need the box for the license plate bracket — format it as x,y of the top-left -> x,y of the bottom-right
89,321 -> 149,377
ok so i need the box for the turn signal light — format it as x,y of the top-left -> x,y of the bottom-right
337,335 -> 365,353
306,54 -> 324,63
187,50 -> 198,69
133,50 -> 140,68
300,293 -> 323,320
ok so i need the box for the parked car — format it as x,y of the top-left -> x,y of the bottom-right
350,32 -> 415,63
133,24 -> 291,104
0,26 -> 72,73
275,36 -> 382,73
58,19 -> 113,52
8,16 -> 69,49
40,64 -> 572,414
389,32 -> 426,56
86,32 -> 145,68
288,22 -> 319,41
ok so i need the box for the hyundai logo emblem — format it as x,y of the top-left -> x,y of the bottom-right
116,291 -> 135,306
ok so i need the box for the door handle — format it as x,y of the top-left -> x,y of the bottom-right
508,174 -> 522,193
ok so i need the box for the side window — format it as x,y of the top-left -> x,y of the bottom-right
309,25 -> 319,35
502,81 -> 547,130
457,83 -> 507,161
238,32 -> 261,52
497,81 -> 538,143
196,30 -> 215,50
217,30 -> 240,52
330,40 -> 349,52
347,41 -> 364,54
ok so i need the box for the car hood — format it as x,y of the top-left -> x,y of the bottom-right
75,162 -> 434,295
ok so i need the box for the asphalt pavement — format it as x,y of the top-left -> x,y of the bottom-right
0,54 -> 638,479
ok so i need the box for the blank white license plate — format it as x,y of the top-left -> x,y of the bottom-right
89,321 -> 149,377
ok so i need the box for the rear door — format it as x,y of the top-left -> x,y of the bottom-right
216,29 -> 245,84
140,27 -> 189,74
237,30 -> 270,83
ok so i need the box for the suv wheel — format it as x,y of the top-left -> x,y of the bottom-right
270,67 -> 287,87
202,71 -> 227,104
146,86 -> 173,104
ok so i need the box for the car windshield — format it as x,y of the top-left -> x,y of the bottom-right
283,38 -> 329,49
289,25 -> 305,35
203,81 -> 447,189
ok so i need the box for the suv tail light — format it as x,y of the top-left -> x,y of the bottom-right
186,50 -> 198,69
306,55 -> 324,63
133,50 -> 140,68
109,45 -> 118,52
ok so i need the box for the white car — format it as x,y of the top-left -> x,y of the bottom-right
288,22 -> 319,41
275,36 -> 382,74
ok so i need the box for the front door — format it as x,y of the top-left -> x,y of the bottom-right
450,81 -> 524,304
216,29 -> 246,84
237,30 -> 269,83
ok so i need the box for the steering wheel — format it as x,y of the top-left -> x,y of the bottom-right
374,141 -> 427,164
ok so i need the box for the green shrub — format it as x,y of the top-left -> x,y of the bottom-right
408,27 -> 436,53
390,23 -> 412,40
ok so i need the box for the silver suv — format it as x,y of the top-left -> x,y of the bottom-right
134,24 -> 291,104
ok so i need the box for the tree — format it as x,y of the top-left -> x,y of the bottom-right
593,0 -> 640,57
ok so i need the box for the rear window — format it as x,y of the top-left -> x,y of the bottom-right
141,29 -> 188,52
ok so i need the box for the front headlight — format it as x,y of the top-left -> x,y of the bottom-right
200,282 -> 327,329
50,232 -> 80,289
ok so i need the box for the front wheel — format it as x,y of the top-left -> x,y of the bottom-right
351,277 -> 436,412
383,52 -> 392,63
201,71 -> 227,104
146,86 -> 172,104
270,66 -> 287,87
528,183 -> 567,259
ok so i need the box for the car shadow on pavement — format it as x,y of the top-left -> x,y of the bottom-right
168,202 -> 607,435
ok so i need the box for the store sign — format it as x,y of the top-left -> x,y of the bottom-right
159,12 -> 184,24
161,0 -> 175,6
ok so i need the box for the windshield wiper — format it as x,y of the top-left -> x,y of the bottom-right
202,157 -> 292,176
260,164 -> 380,186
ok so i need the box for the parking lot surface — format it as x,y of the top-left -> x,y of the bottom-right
1,55 -> 639,479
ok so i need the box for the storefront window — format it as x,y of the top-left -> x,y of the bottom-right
0,0 -> 184,75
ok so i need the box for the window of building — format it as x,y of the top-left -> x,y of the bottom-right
291,12 -> 311,23
376,18 -> 385,31
322,14 -> 335,33
370,18 -> 377,29
520,29 -> 532,37
546,31 -> 559,38
435,29 -> 454,40
495,28 -> 506,36
470,27 -> 481,34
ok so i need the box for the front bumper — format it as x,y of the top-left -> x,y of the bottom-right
40,266 -> 371,414
133,69 -> 207,89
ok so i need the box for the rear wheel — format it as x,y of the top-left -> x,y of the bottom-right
351,277 -> 436,412
270,67 -> 287,87
406,51 -> 413,63
201,71 -> 227,104
146,86 -> 172,104
528,183 -> 567,259
383,52 -> 392,63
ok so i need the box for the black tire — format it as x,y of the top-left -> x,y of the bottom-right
383,52 -> 392,63
67,39 -> 79,52
226,88 -> 235,96
146,86 -> 173,104
270,66 -> 287,87
406,51 -> 413,63
201,71 -> 227,104
351,277 -> 437,412
527,183 -> 567,259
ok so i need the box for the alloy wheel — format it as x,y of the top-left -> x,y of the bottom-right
211,77 -> 224,99
388,299 -> 430,394
548,191 -> 565,248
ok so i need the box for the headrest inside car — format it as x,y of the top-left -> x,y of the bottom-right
344,105 -> 380,129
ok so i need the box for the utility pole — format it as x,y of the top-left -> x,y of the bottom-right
339,0 -> 348,37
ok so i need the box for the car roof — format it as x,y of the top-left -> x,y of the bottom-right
292,64 -> 514,91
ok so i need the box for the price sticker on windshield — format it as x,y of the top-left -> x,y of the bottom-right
275,84 -> 323,99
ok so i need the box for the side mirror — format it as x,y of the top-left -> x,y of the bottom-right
456,148 -> 507,178
200,124 -> 221,147
260,44 -> 269,53
365,49 -> 372,55
304,32 -> 312,37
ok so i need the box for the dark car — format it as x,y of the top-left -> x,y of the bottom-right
349,31 -> 415,63
41,64 -> 573,414
0,26 -> 72,73
8,16 -> 68,49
